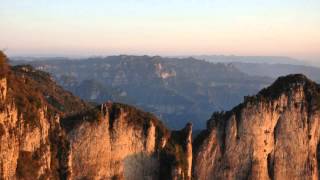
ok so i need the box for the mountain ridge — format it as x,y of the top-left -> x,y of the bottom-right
193,74 -> 320,179
11,55 -> 272,129
0,51 -> 193,179
2,50 -> 320,179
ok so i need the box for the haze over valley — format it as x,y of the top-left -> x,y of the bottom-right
11,55 -> 320,130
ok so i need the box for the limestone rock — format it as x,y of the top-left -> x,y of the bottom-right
61,102 -> 192,180
0,50 -> 192,179
193,74 -> 320,180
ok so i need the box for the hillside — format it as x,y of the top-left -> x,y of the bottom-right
0,51 -> 192,179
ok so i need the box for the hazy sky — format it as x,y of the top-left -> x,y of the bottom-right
0,0 -> 319,62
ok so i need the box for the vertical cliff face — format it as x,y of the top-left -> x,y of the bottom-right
5,48 -> 320,180
0,51 -> 192,180
62,103 -> 161,179
61,102 -> 192,180
193,74 -> 320,180
185,123 -> 193,179
158,122 -> 192,180
0,55 -> 58,179
0,52 -> 81,179
0,78 -> 7,101
0,105 -> 60,179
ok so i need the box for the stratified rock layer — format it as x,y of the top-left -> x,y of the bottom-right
193,74 -> 320,180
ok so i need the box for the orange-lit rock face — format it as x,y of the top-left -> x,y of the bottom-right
67,107 -> 159,180
194,75 -> 320,180
185,123 -> 193,180
0,104 -> 55,179
2,48 -> 320,180
0,51 -> 194,180
0,78 -> 7,101
0,90 -> 191,180
64,103 -> 193,180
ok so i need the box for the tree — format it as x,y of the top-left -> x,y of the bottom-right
0,51 -> 9,78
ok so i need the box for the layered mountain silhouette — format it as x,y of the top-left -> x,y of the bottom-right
12,56 -> 272,129
2,51 -> 320,179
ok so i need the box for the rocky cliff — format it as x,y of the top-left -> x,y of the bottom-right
193,74 -> 320,180
0,51 -> 192,180
1,52 -> 59,179
61,102 -> 192,180
3,49 -> 320,180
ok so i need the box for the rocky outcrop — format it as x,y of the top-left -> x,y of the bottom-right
63,103 -> 163,179
61,102 -> 192,180
158,122 -> 193,180
0,78 -> 7,101
0,51 -> 192,180
193,74 -> 320,180
3,48 -> 320,180
0,104 -> 60,179
0,52 -> 66,179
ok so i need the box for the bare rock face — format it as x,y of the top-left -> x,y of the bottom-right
0,78 -> 7,100
63,103 -> 161,179
160,122 -> 193,180
61,102 -> 192,180
5,48 -> 320,180
193,74 -> 320,180
0,105 -> 59,180
0,51 -> 192,179
0,52 -> 61,180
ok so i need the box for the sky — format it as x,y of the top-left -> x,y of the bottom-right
0,0 -> 319,63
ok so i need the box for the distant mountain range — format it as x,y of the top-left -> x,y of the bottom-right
0,52 -> 193,179
11,55 -> 319,129
11,56 -> 272,129
3,50 -> 320,179
188,55 -> 306,65
231,62 -> 320,82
